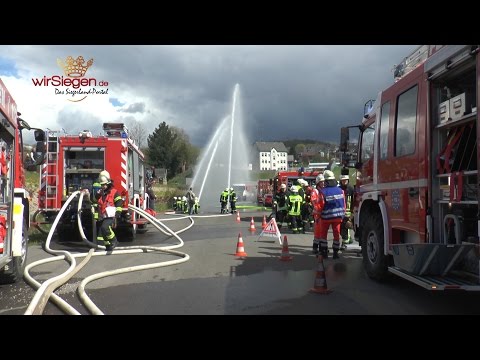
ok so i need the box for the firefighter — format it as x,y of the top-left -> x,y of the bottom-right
229,187 -> 237,214
194,196 -> 200,214
186,187 -> 196,215
173,196 -> 177,211
339,174 -> 354,245
91,182 -> 101,222
287,185 -> 303,233
273,183 -> 288,229
316,170 -> 345,259
146,177 -> 156,211
95,171 -> 123,251
182,196 -> 188,213
311,173 -> 325,254
176,196 -> 183,213
298,179 -> 313,232
220,188 -> 229,214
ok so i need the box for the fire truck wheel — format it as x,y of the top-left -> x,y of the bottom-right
0,220 -> 28,284
361,213 -> 389,281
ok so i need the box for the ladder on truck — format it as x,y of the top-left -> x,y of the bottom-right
40,131 -> 60,210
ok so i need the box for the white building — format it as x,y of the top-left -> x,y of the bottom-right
251,142 -> 288,171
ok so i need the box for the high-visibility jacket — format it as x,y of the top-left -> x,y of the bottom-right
97,188 -> 123,219
287,194 -> 302,216
319,186 -> 345,220
220,191 -> 229,202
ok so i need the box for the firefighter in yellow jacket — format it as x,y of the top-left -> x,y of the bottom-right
95,170 -> 123,251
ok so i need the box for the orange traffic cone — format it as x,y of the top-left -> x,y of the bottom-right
249,217 -> 256,232
236,211 -> 241,223
279,235 -> 292,261
309,254 -> 332,294
262,215 -> 267,229
234,232 -> 247,258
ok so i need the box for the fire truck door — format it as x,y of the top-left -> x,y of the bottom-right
387,83 -> 422,240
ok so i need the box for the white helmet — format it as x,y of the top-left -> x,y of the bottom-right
99,170 -> 110,180
323,170 -> 336,180
316,174 -> 325,184
173,196 -> 177,200
290,185 -> 298,193
280,183 -> 287,190
99,174 -> 111,185
340,175 -> 350,181
225,188 -> 229,192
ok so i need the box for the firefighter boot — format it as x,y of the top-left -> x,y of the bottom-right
312,242 -> 319,255
333,249 -> 340,259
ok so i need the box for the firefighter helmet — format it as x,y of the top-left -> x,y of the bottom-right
290,185 -> 298,193
99,170 -> 111,180
340,175 -> 349,181
316,174 -> 325,183
99,174 -> 111,185
323,170 -> 336,180
280,183 -> 287,190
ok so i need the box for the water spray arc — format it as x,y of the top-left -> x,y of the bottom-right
191,84 -> 251,213
227,83 -> 239,193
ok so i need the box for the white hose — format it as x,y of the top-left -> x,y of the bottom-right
24,195 -> 196,315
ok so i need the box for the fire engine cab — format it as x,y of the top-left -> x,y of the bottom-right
0,79 -> 44,284
35,122 -> 149,242
340,45 -> 480,290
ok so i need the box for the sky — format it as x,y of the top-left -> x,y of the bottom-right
0,45 -> 417,148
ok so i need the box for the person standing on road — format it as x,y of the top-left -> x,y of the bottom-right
220,188 -> 229,213
95,171 -> 123,251
316,170 -> 345,259
186,187 -> 196,215
311,173 -> 325,254
229,187 -> 237,214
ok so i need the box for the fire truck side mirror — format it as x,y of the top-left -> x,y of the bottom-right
33,140 -> 46,165
340,127 -> 349,152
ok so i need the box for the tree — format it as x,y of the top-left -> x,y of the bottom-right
147,122 -> 200,179
126,119 -> 146,148
295,143 -> 306,157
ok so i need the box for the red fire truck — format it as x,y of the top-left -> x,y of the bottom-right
34,123 -> 149,242
272,169 -> 322,192
0,79 -> 45,284
340,45 -> 480,290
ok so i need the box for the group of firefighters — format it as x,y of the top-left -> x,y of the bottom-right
172,189 -> 200,215
220,187 -> 237,214
88,165 -> 352,258
273,170 -> 354,259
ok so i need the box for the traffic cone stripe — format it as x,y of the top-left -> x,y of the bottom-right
309,254 -> 332,294
235,233 -> 248,258
262,215 -> 267,229
236,211 -> 241,223
279,235 -> 292,261
249,217 -> 256,231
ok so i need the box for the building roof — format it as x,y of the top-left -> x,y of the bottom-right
253,141 -> 288,152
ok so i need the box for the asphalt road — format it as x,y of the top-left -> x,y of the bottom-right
2,210 -> 480,315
